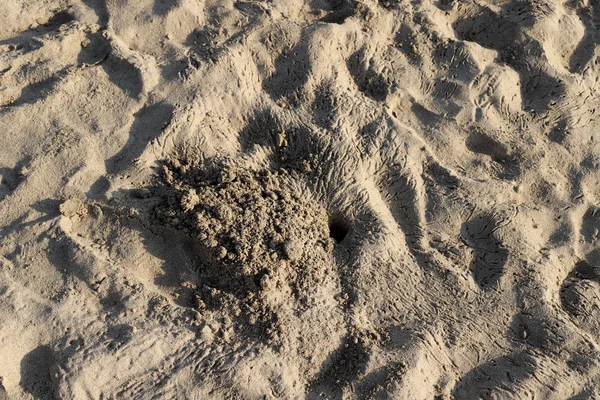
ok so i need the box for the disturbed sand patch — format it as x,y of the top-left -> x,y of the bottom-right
153,157 -> 345,369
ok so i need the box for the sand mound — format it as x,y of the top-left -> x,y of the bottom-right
155,157 -> 345,365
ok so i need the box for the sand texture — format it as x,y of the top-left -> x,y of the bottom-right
2,0 -> 600,398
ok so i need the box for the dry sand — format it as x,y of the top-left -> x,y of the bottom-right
2,0 -> 600,398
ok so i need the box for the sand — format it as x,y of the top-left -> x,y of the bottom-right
2,0 -> 600,398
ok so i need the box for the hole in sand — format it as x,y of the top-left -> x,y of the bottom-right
329,219 -> 349,243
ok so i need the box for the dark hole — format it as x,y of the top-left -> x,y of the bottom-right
329,219 -> 349,243
575,260 -> 597,280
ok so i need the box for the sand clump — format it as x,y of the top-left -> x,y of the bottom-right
153,157 -> 345,373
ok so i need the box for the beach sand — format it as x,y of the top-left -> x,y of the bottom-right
2,0 -> 600,398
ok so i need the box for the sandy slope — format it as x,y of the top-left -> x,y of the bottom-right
2,0 -> 600,398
